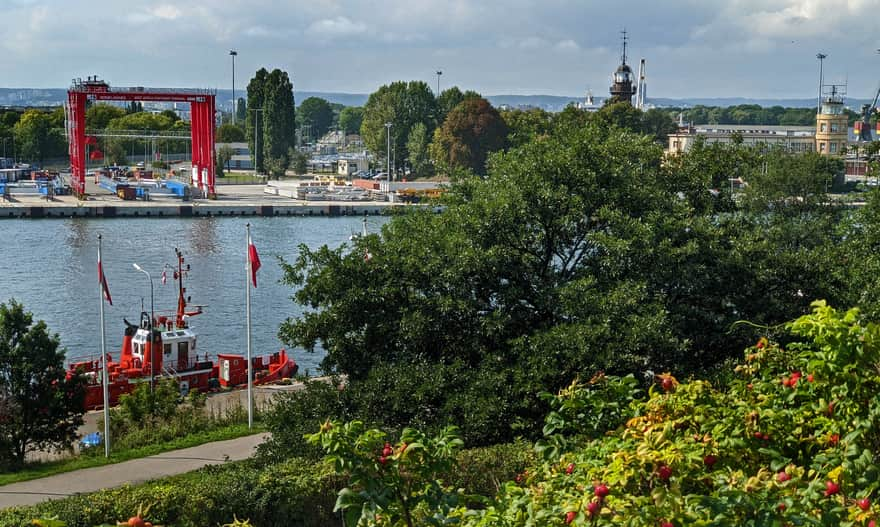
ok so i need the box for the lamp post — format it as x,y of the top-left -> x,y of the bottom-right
230,50 -> 238,125
436,70 -> 442,95
816,53 -> 827,115
132,263 -> 155,390
384,122 -> 392,189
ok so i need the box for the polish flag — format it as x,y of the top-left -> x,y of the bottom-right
248,234 -> 262,288
98,258 -> 112,305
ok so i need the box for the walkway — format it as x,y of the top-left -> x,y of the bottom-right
0,433 -> 269,509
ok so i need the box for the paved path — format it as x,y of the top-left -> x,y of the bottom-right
0,433 -> 269,509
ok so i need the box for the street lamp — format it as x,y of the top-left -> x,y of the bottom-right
384,122 -> 392,188
132,263 -> 155,390
230,50 -> 238,125
436,70 -> 442,95
816,52 -> 827,115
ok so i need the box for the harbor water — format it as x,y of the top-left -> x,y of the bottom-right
0,215 -> 387,375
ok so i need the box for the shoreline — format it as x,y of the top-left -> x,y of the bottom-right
0,183 -> 411,218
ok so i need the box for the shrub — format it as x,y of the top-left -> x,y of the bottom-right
0,458 -> 343,527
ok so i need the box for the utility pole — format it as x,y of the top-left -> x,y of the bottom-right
384,122 -> 392,188
817,53 -> 827,115
230,50 -> 238,125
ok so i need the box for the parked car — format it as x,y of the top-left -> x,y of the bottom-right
372,172 -> 388,180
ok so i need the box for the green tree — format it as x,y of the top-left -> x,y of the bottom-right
298,97 -> 334,139
13,110 -> 64,165
436,87 -> 482,124
85,104 -> 125,130
235,97 -> 247,123
500,107 -> 552,149
216,124 -> 245,143
596,101 -> 642,132
640,108 -> 677,143
246,68 -> 296,174
742,149 -> 842,212
361,81 -> 439,169
0,300 -> 85,468
338,106 -> 364,135
216,144 -> 234,176
430,97 -> 507,176
288,148 -> 308,175
405,122 -> 432,178
246,68 -> 269,173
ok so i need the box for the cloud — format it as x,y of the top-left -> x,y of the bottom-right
305,16 -> 368,39
555,39 -> 580,52
153,4 -> 182,20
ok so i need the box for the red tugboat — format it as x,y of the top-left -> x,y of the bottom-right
68,249 -> 298,410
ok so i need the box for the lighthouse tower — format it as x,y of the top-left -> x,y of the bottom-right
815,85 -> 848,156
609,30 -> 637,105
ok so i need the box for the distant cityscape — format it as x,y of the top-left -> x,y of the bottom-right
1,87 -> 876,113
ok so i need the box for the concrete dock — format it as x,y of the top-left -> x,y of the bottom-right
0,182 -> 407,219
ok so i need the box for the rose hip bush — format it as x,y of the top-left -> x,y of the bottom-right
323,301 -> 880,526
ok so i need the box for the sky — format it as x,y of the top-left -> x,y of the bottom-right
2,0 -> 880,99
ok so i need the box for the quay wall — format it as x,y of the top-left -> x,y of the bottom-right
0,202 -> 396,219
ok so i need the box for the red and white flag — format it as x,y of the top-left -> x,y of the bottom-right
248,234 -> 262,288
98,258 -> 112,305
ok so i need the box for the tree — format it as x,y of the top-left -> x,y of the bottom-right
437,87 -> 482,125
235,97 -> 247,124
0,300 -> 85,468
596,101 -> 642,133
216,124 -> 245,143
298,97 -> 334,139
246,68 -> 296,174
126,101 -> 143,114
500,108 -> 552,149
288,148 -> 308,175
246,68 -> 269,173
216,144 -> 234,176
85,104 -> 125,130
640,108 -> 677,143
406,122 -> 432,178
361,81 -> 439,168
430,97 -> 507,176
13,110 -> 65,165
278,120 -> 679,444
339,106 -> 364,135
742,149 -> 842,211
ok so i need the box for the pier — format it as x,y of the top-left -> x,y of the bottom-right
0,183 -> 407,219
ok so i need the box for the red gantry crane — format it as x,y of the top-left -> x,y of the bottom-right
66,76 -> 217,199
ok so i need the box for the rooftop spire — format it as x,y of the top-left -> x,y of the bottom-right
620,29 -> 628,65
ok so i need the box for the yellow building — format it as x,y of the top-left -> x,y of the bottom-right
667,124 -> 816,155
815,89 -> 848,156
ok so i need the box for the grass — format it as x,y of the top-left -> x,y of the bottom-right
217,173 -> 267,184
0,422 -> 265,487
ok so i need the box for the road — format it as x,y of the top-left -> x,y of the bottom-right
0,433 -> 269,509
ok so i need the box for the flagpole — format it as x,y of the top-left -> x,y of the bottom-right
246,223 -> 253,429
98,234 -> 111,457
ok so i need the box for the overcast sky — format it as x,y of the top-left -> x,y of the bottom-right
3,0 -> 880,99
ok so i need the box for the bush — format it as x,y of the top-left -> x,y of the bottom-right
443,301 -> 880,526
0,458 -> 343,527
106,379 -> 246,453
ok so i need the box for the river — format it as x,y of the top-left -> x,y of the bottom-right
0,215 -> 386,375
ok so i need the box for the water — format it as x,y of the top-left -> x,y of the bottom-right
0,215 -> 386,375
